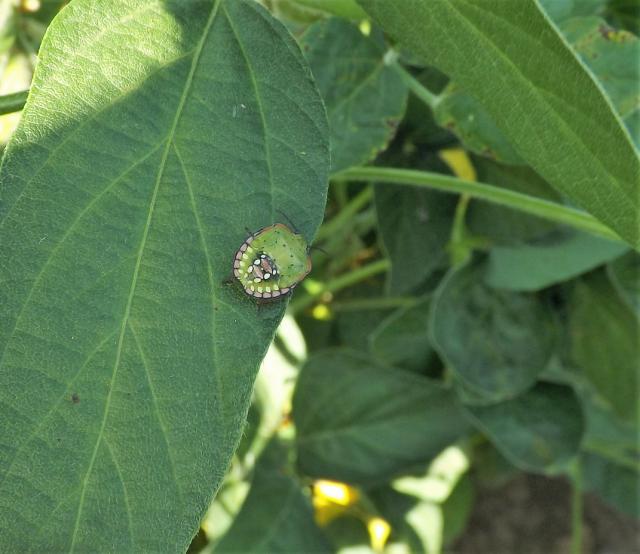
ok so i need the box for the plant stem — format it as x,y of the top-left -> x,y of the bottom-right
570,460 -> 583,554
289,259 -> 390,314
394,64 -> 441,110
316,186 -> 373,242
0,90 -> 28,116
334,166 -> 623,243
331,296 -> 418,312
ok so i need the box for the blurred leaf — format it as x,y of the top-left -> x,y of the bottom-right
466,158 -> 562,245
293,349 -> 471,485
441,473 -> 474,547
359,0 -> 640,247
569,271 -> 640,422
302,18 -> 407,173
430,257 -> 555,403
369,295 -> 435,373
0,0 -> 329,550
0,0 -> 16,55
581,452 -> 639,517
464,383 -> 585,473
538,0 -> 607,22
335,279 -> 394,351
608,251 -> 640,315
434,83 -> 524,165
484,229 -> 628,291
214,441 -> 332,553
559,15 -> 640,146
375,185 -> 457,294
605,0 -> 640,34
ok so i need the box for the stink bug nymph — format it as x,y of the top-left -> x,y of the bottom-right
233,223 -> 311,300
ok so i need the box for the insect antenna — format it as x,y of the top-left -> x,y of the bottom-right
309,244 -> 328,256
276,209 -> 300,233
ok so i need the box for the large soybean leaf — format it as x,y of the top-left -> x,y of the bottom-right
430,257 -> 555,404
568,272 -> 639,422
293,349 -> 471,485
0,0 -> 329,551
484,229 -> 628,291
358,0 -> 640,247
214,441 -> 331,553
464,383 -> 585,473
302,18 -> 407,173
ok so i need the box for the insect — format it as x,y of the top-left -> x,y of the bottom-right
233,223 -> 311,300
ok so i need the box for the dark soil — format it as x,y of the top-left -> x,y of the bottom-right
450,474 -> 640,554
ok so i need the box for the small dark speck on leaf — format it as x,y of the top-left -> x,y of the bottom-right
71,393 -> 80,404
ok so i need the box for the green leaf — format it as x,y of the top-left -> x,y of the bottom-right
0,0 -> 329,551
302,18 -> 407,173
214,441 -> 332,553
464,383 -> 585,473
358,0 -> 640,247
433,83 -> 524,165
559,16 -> 640,147
608,251 -> 640,315
538,0 -> 607,23
484,229 -> 629,291
569,272 -> 640,422
293,349 -> 471,485
581,452 -> 639,517
369,295 -> 435,373
430,257 -> 555,403
375,185 -> 457,294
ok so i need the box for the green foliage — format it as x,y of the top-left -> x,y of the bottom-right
430,257 -> 555,403
0,0 -> 637,551
302,18 -> 407,172
464,383 -> 585,473
568,271 -> 639,422
0,0 -> 328,550
293,349 -> 471,484
359,0 -> 640,247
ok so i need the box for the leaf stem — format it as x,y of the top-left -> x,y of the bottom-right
0,90 -> 28,116
316,186 -> 373,242
330,296 -> 418,312
570,460 -> 583,554
393,64 -> 441,110
334,166 -> 623,243
289,259 -> 390,314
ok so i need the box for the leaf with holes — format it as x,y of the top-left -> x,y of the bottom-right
0,0 -> 329,550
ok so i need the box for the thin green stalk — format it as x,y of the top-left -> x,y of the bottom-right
289,259 -> 390,314
0,90 -> 28,116
331,296 -> 418,312
316,186 -> 373,242
570,461 -> 583,554
394,64 -> 441,110
334,166 -> 623,243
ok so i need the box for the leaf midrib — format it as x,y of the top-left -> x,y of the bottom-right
68,1 -> 222,550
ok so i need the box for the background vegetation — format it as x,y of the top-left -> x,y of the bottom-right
0,0 -> 638,552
